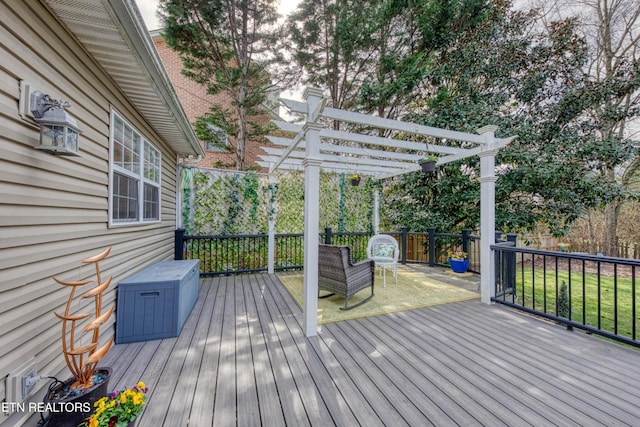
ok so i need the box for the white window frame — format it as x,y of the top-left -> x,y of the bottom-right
109,109 -> 162,227
204,121 -> 229,152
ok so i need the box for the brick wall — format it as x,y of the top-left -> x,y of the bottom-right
152,32 -> 274,171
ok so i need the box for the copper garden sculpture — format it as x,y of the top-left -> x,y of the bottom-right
53,247 -> 114,389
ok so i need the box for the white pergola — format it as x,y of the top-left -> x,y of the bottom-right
259,87 -> 516,337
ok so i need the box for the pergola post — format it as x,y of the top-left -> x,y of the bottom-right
267,172 -> 276,274
477,125 -> 499,304
302,87 -> 324,337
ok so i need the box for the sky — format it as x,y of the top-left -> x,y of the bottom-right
135,0 -> 300,31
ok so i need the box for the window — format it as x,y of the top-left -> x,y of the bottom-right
110,111 -> 161,225
204,122 -> 228,152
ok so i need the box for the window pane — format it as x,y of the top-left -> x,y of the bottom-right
113,117 -> 140,173
112,172 -> 139,222
144,142 -> 161,183
143,183 -> 159,221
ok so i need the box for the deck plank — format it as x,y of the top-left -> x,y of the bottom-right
243,274 -> 287,426
213,275 -> 239,427
96,272 -> 640,427
258,274 -> 337,425
409,302 -> 638,425
163,277 -> 218,427
265,274 -> 377,427
438,301 -> 640,424
189,276 -> 227,426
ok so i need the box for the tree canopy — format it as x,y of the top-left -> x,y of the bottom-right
380,0 -> 638,236
160,0 -> 282,169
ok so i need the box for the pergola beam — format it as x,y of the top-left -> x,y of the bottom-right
322,107 -> 487,145
258,155 -> 402,176
267,136 -> 437,162
279,99 -> 488,145
271,121 -> 464,155
261,147 -> 413,170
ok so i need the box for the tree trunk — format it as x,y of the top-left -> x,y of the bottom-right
237,99 -> 247,170
603,201 -> 620,256
586,211 -> 596,254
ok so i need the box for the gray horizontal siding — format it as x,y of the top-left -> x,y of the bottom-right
0,1 -> 181,421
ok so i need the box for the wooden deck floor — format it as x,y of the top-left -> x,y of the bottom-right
100,272 -> 640,427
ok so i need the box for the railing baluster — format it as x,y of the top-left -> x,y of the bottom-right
568,258 -> 572,322
614,264 -> 618,335
542,255 -> 547,313
633,266 -> 637,341
597,261 -> 602,330
582,259 -> 586,326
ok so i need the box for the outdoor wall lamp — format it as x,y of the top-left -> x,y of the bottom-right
30,90 -> 82,156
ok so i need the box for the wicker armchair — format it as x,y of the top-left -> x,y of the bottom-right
318,244 -> 375,310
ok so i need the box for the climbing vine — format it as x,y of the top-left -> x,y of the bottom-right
183,168 -> 378,235
243,171 -> 260,222
338,174 -> 346,232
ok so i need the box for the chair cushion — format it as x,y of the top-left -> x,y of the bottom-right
375,244 -> 395,257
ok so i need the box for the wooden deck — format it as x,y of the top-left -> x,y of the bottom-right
100,271 -> 640,426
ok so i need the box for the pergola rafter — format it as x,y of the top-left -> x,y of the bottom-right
261,87 -> 516,337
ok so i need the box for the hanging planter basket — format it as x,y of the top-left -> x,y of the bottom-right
418,159 -> 437,173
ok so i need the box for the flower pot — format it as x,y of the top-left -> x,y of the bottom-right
420,160 -> 436,173
449,258 -> 469,273
351,178 -> 361,186
43,367 -> 111,427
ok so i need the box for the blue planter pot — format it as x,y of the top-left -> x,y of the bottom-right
449,258 -> 469,273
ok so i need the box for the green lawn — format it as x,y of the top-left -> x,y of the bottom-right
513,268 -> 639,340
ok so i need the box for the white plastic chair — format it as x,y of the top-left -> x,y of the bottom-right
366,234 -> 399,287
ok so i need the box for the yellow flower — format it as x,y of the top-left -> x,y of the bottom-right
84,382 -> 148,427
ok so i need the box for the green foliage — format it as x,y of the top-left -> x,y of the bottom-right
184,169 -> 377,236
518,268 -> 638,339
275,172 -> 305,233
558,280 -> 570,319
384,1 -> 638,235
188,170 -> 268,235
243,171 -> 260,222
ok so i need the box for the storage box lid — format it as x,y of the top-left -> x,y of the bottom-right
120,260 -> 199,284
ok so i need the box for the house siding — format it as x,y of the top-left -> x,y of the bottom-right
0,2 -> 182,424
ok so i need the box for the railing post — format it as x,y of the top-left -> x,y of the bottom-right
462,228 -> 470,254
401,227 -> 408,265
175,228 -> 185,260
428,227 -> 436,267
506,233 -> 517,292
325,227 -> 332,245
493,231 -> 502,295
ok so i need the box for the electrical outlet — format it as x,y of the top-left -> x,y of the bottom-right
21,368 -> 38,398
5,359 -> 37,403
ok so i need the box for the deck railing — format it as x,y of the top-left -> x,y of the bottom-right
492,243 -> 640,348
175,227 -> 479,275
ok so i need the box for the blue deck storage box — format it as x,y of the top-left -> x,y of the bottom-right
116,260 -> 200,344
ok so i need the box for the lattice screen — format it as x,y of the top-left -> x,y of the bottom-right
181,167 -> 379,235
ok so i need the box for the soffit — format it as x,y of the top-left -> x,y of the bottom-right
43,0 -> 204,157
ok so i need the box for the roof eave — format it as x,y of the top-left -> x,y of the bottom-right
45,0 -> 204,157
